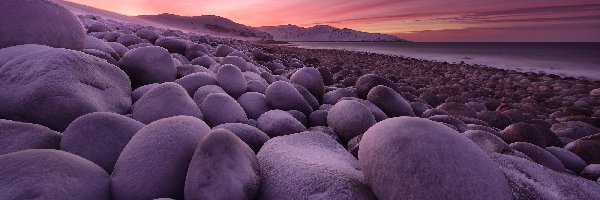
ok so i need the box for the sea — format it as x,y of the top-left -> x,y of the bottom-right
289,42 -> 600,81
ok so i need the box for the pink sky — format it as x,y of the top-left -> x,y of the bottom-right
67,0 -> 600,41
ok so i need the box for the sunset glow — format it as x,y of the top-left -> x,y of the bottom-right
66,0 -> 600,41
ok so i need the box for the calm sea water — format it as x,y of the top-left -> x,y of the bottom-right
290,42 -> 600,81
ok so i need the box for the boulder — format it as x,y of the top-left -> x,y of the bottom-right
257,110 -> 306,137
135,29 -> 160,43
0,119 -> 61,155
367,85 -> 414,117
220,56 -> 249,71
132,83 -> 159,102
501,123 -> 547,147
155,37 -> 190,55
322,88 -> 357,105
174,72 -> 217,96
131,83 -> 203,124
257,131 -> 376,200
185,129 -> 260,200
509,142 -> 567,172
290,67 -> 325,100
0,0 -> 85,50
438,102 -> 478,119
192,85 -> 227,106
464,130 -> 513,155
119,46 -> 177,88
237,92 -> 270,120
214,123 -> 270,152
359,117 -> 512,200
0,44 -> 52,66
84,36 -> 119,60
0,48 -> 131,131
309,110 -> 328,127
0,149 -> 110,200
200,93 -> 248,127
355,74 -> 398,99
478,111 -> 513,129
551,121 -> 599,140
492,153 -> 600,200
328,100 -> 376,143
111,116 -> 211,200
216,64 -> 247,98
265,81 -> 313,116
116,34 -> 144,47
215,45 -> 236,57
60,112 -> 144,173
546,146 -> 587,173
565,133 -> 600,164
580,164 -> 600,181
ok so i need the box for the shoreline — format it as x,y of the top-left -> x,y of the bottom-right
254,43 -> 600,122
275,41 -> 600,82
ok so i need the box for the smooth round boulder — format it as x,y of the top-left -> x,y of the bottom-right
0,0 -> 85,50
464,130 -> 513,155
0,149 -> 110,200
155,37 -> 190,55
323,88 -> 358,105
265,81 -> 313,116
135,29 -> 160,43
200,93 -> 248,127
215,45 -> 236,57
492,153 -> 600,200
108,42 -> 129,57
132,83 -> 159,102
82,49 -> 119,66
509,142 -> 567,172
257,110 -> 306,137
293,84 -> 320,109
191,56 -> 218,68
359,117 -> 512,200
355,74 -> 399,99
545,146 -> 587,173
328,100 -> 376,143
367,85 -> 415,117
116,34 -> 144,47
119,46 -> 177,88
437,102 -> 478,119
565,133 -> 600,164
580,164 -> 600,180
214,123 -> 270,152
0,119 -> 61,155
257,131 -> 376,200
237,92 -> 270,120
0,44 -> 52,66
60,112 -> 144,173
192,85 -> 227,106
501,123 -> 547,147
131,83 -> 203,124
318,67 -> 334,86
174,72 -> 217,96
478,111 -> 513,129
84,36 -> 119,60
551,121 -> 599,140
185,129 -> 260,200
309,110 -> 328,127
0,48 -> 131,131
111,116 -> 211,200
216,64 -> 247,98
290,67 -> 325,100
220,56 -> 249,71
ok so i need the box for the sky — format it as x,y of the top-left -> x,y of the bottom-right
66,0 -> 600,42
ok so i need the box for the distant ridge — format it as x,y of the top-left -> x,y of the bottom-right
138,14 -> 273,41
257,24 -> 406,42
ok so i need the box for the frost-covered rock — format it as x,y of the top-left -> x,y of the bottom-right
0,149 -> 110,200
119,46 -> 177,88
0,48 -> 131,131
0,0 -> 85,50
131,83 -> 202,124
111,116 -> 211,200
0,119 -> 61,155
257,131 -> 376,199
359,117 -> 512,200
200,93 -> 248,127
60,112 -> 144,173
185,129 -> 259,200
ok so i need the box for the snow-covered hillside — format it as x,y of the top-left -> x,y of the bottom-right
257,24 -> 405,42
138,14 -> 273,41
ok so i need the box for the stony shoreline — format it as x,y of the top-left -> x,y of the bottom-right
1,0 -> 599,199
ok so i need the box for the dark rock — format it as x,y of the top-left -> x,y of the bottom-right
200,93 -> 248,127
0,119 -> 61,155
131,82 -> 202,124
257,110 -> 306,137
119,46 -> 177,88
214,123 -> 270,152
367,85 -> 414,117
355,74 -> 398,99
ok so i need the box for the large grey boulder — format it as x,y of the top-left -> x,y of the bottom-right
214,123 -> 270,152
359,117 -> 512,200
257,131 -> 376,200
0,149 -> 110,200
118,46 -> 177,88
265,81 -> 313,116
0,48 -> 131,131
185,129 -> 260,200
200,93 -> 248,127
0,119 -> 61,155
0,0 -> 85,50
131,82 -> 202,124
257,110 -> 306,137
327,100 -> 376,143
111,116 -> 211,200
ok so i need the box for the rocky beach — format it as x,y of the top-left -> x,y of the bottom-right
1,0 -> 600,199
